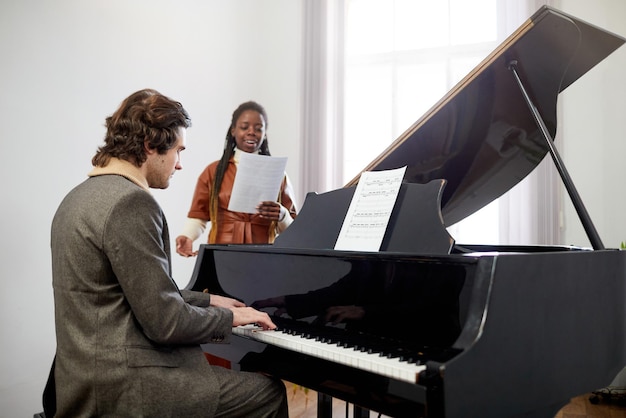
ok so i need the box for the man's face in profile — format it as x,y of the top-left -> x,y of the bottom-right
145,127 -> 187,189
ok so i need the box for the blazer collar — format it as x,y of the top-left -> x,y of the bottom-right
88,158 -> 150,192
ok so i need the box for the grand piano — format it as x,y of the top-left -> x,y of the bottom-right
185,6 -> 626,418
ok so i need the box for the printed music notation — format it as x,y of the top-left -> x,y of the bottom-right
334,166 -> 406,252
228,152 -> 288,214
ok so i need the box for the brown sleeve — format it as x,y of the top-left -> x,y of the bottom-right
187,162 -> 218,220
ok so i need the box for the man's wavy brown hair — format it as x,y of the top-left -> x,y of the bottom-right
92,89 -> 192,167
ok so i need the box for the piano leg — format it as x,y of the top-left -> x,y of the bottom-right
317,393 -> 332,418
316,392 -> 371,418
353,405 -> 370,417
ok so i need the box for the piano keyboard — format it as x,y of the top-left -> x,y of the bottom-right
233,324 -> 426,384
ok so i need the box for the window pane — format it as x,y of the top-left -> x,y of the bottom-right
346,0 -> 394,54
343,0 -> 507,243
344,64 -> 393,180
450,0 -> 497,45
396,61 -> 448,135
447,200 -> 500,243
394,0 -> 449,50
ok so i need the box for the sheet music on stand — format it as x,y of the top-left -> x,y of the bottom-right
334,166 -> 406,252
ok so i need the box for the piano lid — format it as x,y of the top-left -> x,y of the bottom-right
345,6 -> 625,227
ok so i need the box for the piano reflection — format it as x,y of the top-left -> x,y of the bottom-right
185,6 -> 626,418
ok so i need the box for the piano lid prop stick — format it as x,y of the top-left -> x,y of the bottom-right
508,59 -> 605,250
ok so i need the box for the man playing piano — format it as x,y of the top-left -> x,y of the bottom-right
47,89 -> 288,417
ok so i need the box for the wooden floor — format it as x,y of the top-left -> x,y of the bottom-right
285,382 -> 626,418
556,390 -> 626,418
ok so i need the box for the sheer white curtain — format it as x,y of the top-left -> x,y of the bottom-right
496,0 -> 562,246
300,0 -> 346,196
300,0 -> 562,246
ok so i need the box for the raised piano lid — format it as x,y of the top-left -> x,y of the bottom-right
344,5 -> 625,227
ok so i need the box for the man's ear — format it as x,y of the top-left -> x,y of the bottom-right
144,140 -> 156,155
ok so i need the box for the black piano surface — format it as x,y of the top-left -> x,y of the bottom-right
185,6 -> 626,418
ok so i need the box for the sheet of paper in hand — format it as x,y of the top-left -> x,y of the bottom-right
227,152 -> 288,214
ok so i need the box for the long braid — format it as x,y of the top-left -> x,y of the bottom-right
208,101 -> 275,243
208,131 -> 235,243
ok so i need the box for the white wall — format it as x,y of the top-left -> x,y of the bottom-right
0,1 -> 302,415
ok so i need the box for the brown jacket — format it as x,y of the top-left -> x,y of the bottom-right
187,158 -> 297,244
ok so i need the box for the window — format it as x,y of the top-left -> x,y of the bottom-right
343,0 -> 501,243
300,0 -> 557,246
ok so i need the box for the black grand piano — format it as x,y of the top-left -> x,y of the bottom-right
185,6 -> 626,418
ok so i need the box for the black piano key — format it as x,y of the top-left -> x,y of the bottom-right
269,314 -> 438,365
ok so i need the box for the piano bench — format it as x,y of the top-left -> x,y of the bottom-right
204,352 -> 232,369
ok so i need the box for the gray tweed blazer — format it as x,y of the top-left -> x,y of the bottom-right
51,174 -> 233,417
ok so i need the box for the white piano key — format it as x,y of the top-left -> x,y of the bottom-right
233,325 -> 425,384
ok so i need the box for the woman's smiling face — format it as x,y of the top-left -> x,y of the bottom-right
231,109 -> 266,153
